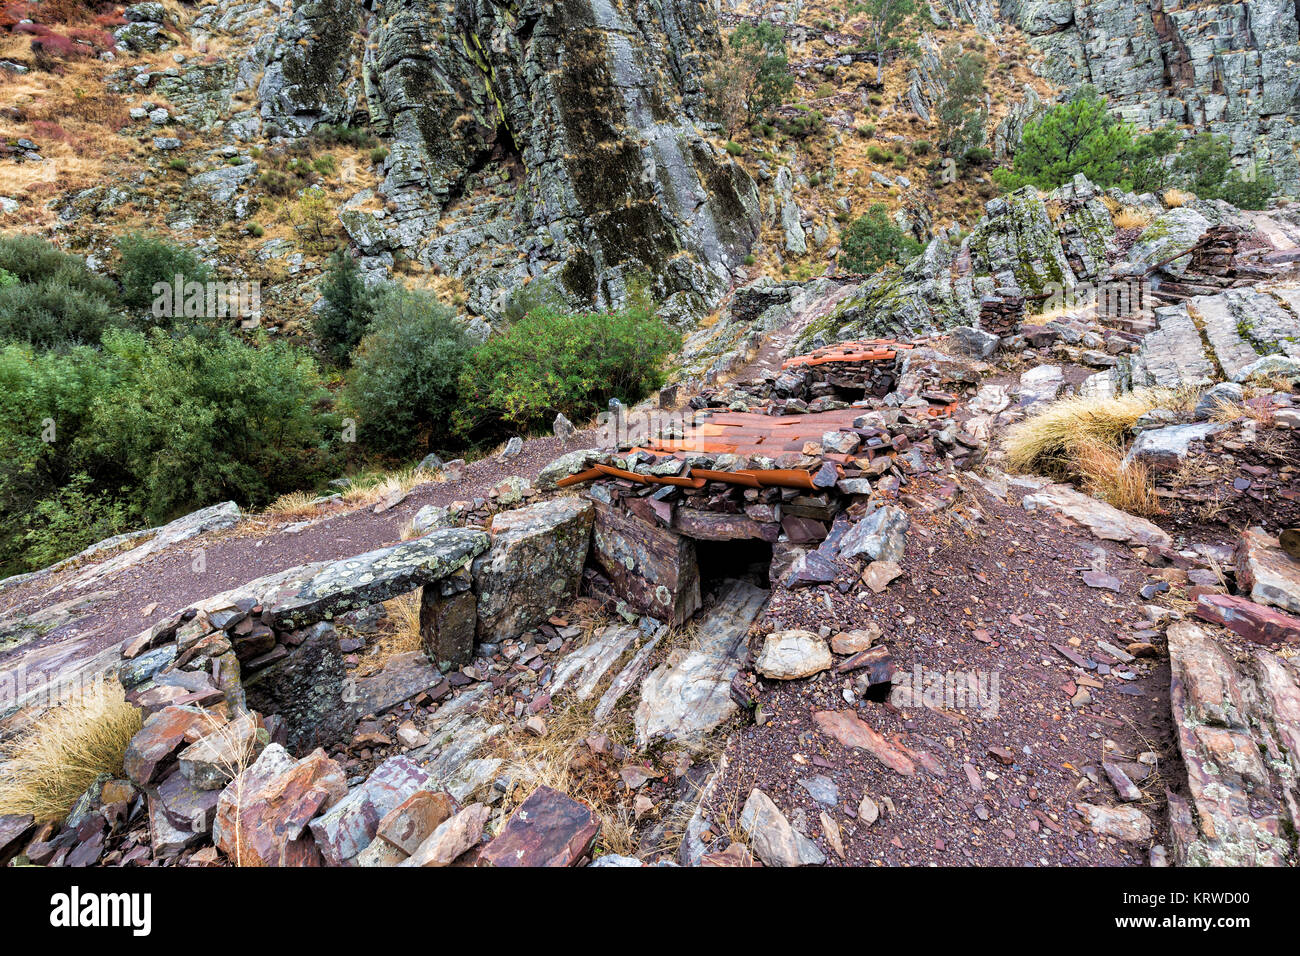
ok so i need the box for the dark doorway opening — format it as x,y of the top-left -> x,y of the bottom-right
693,537 -> 773,594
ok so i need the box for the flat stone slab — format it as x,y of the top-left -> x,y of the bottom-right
479,786 -> 599,867
352,651 -> 445,717
634,579 -> 769,748
1015,476 -> 1171,547
1123,421 -> 1224,471
267,528 -> 489,629
549,624 -> 639,701
1236,527 -> 1300,615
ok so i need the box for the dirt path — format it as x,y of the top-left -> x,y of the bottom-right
0,430 -> 597,680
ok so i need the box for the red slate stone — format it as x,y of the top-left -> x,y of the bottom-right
213,746 -> 347,867
811,709 -> 915,775
479,786 -> 600,867
123,705 -> 213,786
1196,593 -> 1300,644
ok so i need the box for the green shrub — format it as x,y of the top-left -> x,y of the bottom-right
0,278 -> 120,349
455,299 -> 676,442
343,287 -> 474,458
724,140 -> 743,156
0,341 -> 127,574
369,146 -> 389,164
21,474 -> 132,571
90,328 -> 339,523
0,330 -> 339,573
115,232 -> 211,316
313,250 -> 375,366
838,203 -> 922,274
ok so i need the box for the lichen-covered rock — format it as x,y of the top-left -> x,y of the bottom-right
265,528 -> 489,629
472,498 -> 594,643
241,622 -> 355,751
754,630 -> 832,680
362,0 -> 761,320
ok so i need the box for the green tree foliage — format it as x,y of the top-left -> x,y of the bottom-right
0,331 -> 339,574
313,249 -> 375,366
993,87 -> 1181,193
934,45 -> 987,161
115,232 -> 212,317
1172,133 -> 1276,210
856,0 -> 916,85
455,298 -> 677,443
343,287 -> 476,458
838,203 -> 922,274
996,92 -> 1276,207
0,235 -> 122,349
730,22 -> 794,121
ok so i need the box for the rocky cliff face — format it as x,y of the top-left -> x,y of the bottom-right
358,0 -> 761,320
1000,0 -> 1300,192
115,0 -> 761,323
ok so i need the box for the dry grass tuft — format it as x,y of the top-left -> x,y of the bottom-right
0,681 -> 142,822
1163,188 -> 1195,209
352,592 -> 421,678
494,697 -> 643,858
1112,207 -> 1154,230
340,466 -> 442,508
1003,388 -> 1190,478
261,490 -> 324,521
1074,441 -> 1163,516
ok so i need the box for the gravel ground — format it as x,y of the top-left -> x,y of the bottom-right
697,472 -> 1179,866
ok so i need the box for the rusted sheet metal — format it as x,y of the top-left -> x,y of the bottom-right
556,467 -> 605,488
588,498 -> 701,626
780,339 -> 914,370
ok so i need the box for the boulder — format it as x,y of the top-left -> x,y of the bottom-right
1235,527 -> 1300,614
479,786 -> 599,867
472,498 -> 593,643
402,803 -> 489,867
754,630 -> 832,679
740,789 -> 821,867
308,755 -> 434,866
123,705 -> 212,787
838,505 -> 909,563
212,745 -> 347,867
1123,421 -> 1224,471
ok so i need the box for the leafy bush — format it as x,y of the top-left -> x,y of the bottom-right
838,204 -> 922,274
90,329 -> 340,523
313,250 -> 375,366
456,300 -> 676,442
0,328 -> 340,574
0,235 -> 123,348
21,473 -> 133,571
115,232 -> 211,316
344,287 -> 475,458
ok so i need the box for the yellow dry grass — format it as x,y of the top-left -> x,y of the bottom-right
0,681 -> 142,822
1163,188 -> 1195,209
1112,207 -> 1155,230
494,697 -> 642,859
1003,388 -> 1191,478
352,592 -> 422,678
340,466 -> 443,507
1073,440 -> 1163,516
